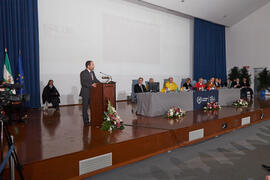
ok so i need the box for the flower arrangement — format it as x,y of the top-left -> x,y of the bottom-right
165,107 -> 186,119
233,99 -> 249,107
101,101 -> 124,131
203,102 -> 221,111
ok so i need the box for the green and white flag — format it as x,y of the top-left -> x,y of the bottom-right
3,51 -> 15,94
3,52 -> 14,84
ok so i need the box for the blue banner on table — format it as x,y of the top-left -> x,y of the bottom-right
193,90 -> 219,110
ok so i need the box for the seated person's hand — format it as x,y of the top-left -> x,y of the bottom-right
92,83 -> 97,88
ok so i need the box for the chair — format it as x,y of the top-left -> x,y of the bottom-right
145,81 -> 150,92
203,79 -> 207,84
145,81 -> 149,88
191,80 -> 197,87
146,81 -> 160,92
163,79 -> 169,87
131,79 -> 138,102
180,78 -> 186,87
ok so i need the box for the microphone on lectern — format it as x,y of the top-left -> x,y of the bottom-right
100,72 -> 113,83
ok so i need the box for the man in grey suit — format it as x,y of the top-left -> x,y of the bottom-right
80,60 -> 100,125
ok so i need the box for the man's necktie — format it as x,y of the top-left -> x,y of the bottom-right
140,85 -> 143,92
90,71 -> 94,80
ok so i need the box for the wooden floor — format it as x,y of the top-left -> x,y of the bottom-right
4,96 -> 270,180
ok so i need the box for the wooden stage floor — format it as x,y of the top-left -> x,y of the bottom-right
5,96 -> 270,179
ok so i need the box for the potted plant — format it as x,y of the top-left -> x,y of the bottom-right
239,66 -> 251,83
257,68 -> 270,95
228,66 -> 240,81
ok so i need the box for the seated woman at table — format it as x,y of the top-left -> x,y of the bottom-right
206,77 -> 216,90
194,78 -> 205,91
182,78 -> 193,91
161,77 -> 178,93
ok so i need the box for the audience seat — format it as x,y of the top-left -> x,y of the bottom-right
163,79 -> 169,87
203,79 -> 207,84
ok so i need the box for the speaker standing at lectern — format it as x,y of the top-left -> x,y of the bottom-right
80,60 -> 100,126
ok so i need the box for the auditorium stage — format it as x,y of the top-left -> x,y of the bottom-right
4,96 -> 270,180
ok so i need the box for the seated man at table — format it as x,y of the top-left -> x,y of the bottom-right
195,78 -> 205,91
231,78 -> 241,88
206,77 -> 216,90
146,78 -> 160,92
161,77 -> 178,93
134,77 -> 147,93
241,78 -> 253,98
214,78 -> 221,89
222,78 -> 231,88
182,78 -> 193,91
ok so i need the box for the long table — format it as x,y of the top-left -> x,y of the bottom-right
136,88 -> 240,117
218,88 -> 241,106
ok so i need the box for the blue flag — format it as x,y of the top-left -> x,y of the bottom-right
16,53 -> 25,94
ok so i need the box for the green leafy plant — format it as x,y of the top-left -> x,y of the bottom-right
228,66 -> 251,83
228,66 -> 240,81
257,68 -> 270,91
239,67 -> 251,83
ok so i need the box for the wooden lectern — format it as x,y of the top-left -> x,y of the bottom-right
90,82 -> 116,126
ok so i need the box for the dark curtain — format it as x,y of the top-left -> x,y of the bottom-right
193,18 -> 227,82
0,0 -> 40,108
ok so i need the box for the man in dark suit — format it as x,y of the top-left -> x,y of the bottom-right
80,60 -> 100,125
240,77 -> 253,98
222,78 -> 231,88
231,78 -> 241,88
134,77 -> 147,93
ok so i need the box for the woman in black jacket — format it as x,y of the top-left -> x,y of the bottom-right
182,78 -> 193,91
42,80 -> 60,110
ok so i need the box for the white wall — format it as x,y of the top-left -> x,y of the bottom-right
38,0 -> 193,105
226,2 -> 270,84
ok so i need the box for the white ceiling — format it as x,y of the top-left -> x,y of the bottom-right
134,0 -> 270,26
